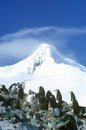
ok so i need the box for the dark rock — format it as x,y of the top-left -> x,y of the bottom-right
12,109 -> 28,122
0,84 -> 85,130
10,97 -> 21,109
16,123 -> 39,130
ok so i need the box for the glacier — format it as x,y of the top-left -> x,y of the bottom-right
0,43 -> 86,106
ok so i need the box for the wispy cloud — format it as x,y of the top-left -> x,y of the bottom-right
0,26 -> 86,66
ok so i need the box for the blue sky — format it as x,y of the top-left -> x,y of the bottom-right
0,0 -> 86,66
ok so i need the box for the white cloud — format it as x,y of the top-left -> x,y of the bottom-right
0,26 -> 86,66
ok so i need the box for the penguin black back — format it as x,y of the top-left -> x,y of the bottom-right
55,89 -> 62,102
39,86 -> 45,97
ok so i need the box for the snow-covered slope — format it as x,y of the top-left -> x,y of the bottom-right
0,43 -> 86,106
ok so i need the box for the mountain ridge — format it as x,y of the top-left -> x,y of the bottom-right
0,43 -> 85,73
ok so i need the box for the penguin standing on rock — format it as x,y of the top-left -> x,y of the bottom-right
46,90 -> 57,110
1,84 -> 9,94
54,89 -> 63,109
55,89 -> 62,102
49,94 -> 57,109
69,91 -> 80,116
36,86 -> 47,110
39,86 -> 45,97
69,91 -> 76,101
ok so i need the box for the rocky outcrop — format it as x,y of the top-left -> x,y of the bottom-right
0,84 -> 86,130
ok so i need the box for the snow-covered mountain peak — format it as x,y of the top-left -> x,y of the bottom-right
31,43 -> 54,63
30,43 -> 64,63
27,43 -> 64,74
0,43 -> 85,75
28,43 -> 86,72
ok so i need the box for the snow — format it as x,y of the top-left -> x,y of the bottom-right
25,62 -> 86,106
0,43 -> 86,106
